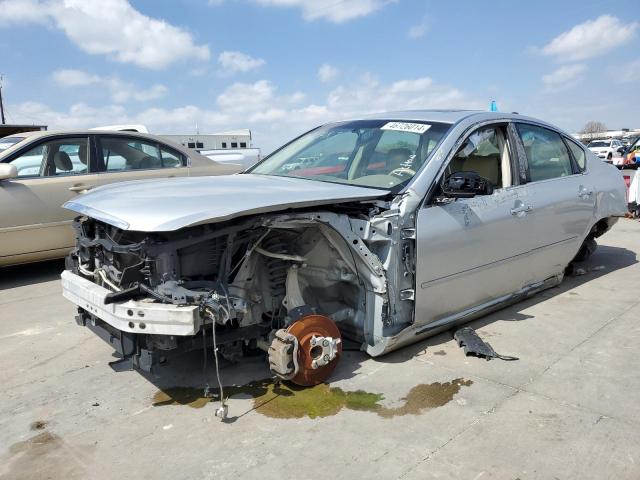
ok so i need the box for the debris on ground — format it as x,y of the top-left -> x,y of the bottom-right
453,327 -> 519,361
570,267 -> 587,276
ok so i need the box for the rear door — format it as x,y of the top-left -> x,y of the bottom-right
414,123 -> 537,327
513,123 -> 596,283
94,135 -> 189,187
0,136 -> 99,263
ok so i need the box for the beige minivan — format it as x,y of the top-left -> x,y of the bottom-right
0,130 -> 241,266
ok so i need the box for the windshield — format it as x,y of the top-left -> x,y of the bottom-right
588,141 -> 609,148
0,136 -> 25,152
250,120 -> 450,191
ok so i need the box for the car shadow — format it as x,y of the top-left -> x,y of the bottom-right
366,243 -> 638,365
0,259 -> 65,290
137,243 -> 637,416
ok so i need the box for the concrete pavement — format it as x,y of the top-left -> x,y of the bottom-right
0,220 -> 639,480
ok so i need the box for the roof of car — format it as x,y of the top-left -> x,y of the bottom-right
359,109 -> 482,124
0,129 -> 207,160
358,109 -> 558,125
9,129 -> 172,142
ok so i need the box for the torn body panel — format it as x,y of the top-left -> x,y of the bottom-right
60,111 -> 628,385
63,202 -> 413,377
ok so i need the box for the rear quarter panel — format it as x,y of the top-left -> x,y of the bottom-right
588,150 -> 628,219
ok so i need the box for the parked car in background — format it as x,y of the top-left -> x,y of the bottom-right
587,139 -> 625,165
0,130 -> 241,266
199,147 -> 261,170
60,110 -> 626,392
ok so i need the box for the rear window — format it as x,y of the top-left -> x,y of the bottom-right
517,124 -> 574,182
565,138 -> 586,171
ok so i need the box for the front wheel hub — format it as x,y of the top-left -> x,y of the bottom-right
284,314 -> 342,386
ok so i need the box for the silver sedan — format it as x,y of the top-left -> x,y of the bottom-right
61,110 -> 627,387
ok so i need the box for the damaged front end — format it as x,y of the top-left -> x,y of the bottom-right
62,200 -> 416,384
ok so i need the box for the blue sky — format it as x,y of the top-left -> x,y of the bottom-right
0,0 -> 638,152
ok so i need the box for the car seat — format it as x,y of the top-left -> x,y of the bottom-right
52,151 -> 73,174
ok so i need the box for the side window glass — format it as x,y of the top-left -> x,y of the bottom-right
9,138 -> 89,177
565,139 -> 586,171
160,147 -> 184,168
100,137 -> 162,172
445,127 -> 504,189
8,144 -> 46,177
516,124 -> 573,181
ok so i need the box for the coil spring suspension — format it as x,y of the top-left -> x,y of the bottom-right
261,236 -> 290,306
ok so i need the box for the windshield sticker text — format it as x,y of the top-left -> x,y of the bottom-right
381,122 -> 431,134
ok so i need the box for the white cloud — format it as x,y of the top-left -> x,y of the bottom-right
0,0 -> 210,69
11,74 -> 481,152
615,58 -> 640,84
318,64 -> 339,82
251,0 -> 391,23
216,80 -> 276,112
541,15 -> 638,62
0,0 -> 48,24
218,51 -> 265,74
52,69 -> 167,103
52,69 -> 100,87
407,15 -> 429,39
542,64 -> 586,89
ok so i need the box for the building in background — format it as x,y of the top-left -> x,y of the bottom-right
162,129 -> 252,151
0,124 -> 47,138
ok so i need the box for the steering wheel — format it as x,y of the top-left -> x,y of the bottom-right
389,167 -> 416,178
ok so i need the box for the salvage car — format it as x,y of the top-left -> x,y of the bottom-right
0,130 -> 240,266
61,111 -> 627,391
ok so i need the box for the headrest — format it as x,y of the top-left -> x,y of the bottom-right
54,151 -> 73,171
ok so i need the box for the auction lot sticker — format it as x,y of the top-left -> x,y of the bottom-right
381,122 -> 431,134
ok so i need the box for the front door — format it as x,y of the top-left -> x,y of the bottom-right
414,124 -> 536,327
0,136 -> 98,264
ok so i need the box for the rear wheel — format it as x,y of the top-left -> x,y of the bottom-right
573,237 -> 597,263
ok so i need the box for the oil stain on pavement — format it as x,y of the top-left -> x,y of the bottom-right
153,378 -> 473,419
3,426 -> 90,480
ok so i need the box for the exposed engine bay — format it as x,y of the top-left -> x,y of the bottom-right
65,200 -> 416,387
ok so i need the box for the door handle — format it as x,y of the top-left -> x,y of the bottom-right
68,185 -> 93,192
511,204 -> 533,216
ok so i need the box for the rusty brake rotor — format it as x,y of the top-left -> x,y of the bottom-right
286,314 -> 342,386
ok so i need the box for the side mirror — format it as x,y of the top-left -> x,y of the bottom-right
617,147 -> 626,154
442,171 -> 494,198
0,163 -> 18,181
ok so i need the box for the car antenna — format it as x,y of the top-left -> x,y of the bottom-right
0,74 -> 6,125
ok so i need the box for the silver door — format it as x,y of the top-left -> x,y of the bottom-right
513,123 -> 596,282
414,124 -> 537,327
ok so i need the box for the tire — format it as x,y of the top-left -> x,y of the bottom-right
573,237 -> 597,263
607,153 -> 612,161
